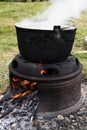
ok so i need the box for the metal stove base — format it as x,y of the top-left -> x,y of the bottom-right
37,87 -> 85,118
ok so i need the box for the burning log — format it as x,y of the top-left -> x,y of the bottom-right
0,87 -> 38,103
12,90 -> 31,99
0,88 -> 38,119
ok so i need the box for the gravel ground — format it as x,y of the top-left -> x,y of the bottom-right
0,82 -> 87,130
37,82 -> 87,130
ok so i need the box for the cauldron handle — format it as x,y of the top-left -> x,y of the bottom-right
53,26 -> 62,41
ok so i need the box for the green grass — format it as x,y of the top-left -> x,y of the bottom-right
73,53 -> 87,79
0,2 -> 50,94
0,2 -> 49,51
0,2 -> 87,94
73,10 -> 87,48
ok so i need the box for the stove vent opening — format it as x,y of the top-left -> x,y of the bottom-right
11,77 -> 37,93
76,58 -> 79,66
0,76 -> 38,119
12,60 -> 18,69
40,68 -> 59,76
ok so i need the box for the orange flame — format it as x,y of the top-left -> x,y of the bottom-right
12,90 -> 32,99
21,90 -> 31,97
11,78 -> 37,99
40,69 -> 47,75
20,80 -> 30,86
12,92 -> 22,99
9,112 -> 13,115
30,82 -> 37,89
12,78 -> 20,82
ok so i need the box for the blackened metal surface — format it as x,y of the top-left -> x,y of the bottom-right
9,55 -> 82,113
9,54 -> 80,79
37,88 -> 85,118
15,25 -> 76,63
37,72 -> 82,112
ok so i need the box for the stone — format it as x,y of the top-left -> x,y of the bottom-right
70,125 -> 75,130
51,121 -> 57,128
73,123 -> 78,126
85,117 -> 87,123
0,95 -> 4,100
70,115 -> 74,119
0,83 -> 87,130
77,111 -> 83,116
57,115 -> 64,121
11,123 -> 17,130
77,116 -> 82,120
42,121 -> 49,126
65,117 -> 71,123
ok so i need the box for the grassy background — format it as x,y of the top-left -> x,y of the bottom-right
0,2 -> 50,93
0,2 -> 87,94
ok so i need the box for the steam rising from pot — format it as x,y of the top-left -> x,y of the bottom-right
15,0 -> 87,30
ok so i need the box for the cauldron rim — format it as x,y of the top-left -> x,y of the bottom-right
15,23 -> 77,32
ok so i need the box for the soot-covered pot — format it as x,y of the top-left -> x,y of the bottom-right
15,24 -> 77,63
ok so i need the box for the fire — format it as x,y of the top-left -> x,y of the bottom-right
0,76 -> 38,118
40,69 -> 47,75
12,92 -> 22,99
11,78 -> 38,99
11,76 -> 38,100
20,80 -> 30,86
30,82 -> 37,88
12,77 -> 20,82
21,90 -> 31,97
12,90 -> 31,99
38,61 -> 47,75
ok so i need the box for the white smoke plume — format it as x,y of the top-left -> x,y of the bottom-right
15,0 -> 87,30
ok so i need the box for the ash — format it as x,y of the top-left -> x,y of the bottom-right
0,83 -> 87,130
0,89 -> 39,130
0,88 -> 58,130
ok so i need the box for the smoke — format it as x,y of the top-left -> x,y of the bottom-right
44,0 -> 87,23
16,0 -> 87,30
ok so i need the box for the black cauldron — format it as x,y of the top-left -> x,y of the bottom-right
15,25 -> 77,63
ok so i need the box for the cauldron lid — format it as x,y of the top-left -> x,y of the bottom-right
15,20 -> 76,31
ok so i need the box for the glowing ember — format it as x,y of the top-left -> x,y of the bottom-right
12,90 -> 31,99
11,78 -> 38,99
0,89 -> 38,119
12,92 -> 22,99
40,69 -> 47,75
30,82 -> 37,88
12,78 -> 20,82
20,80 -> 30,86
21,90 -> 31,97
11,77 -> 38,92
